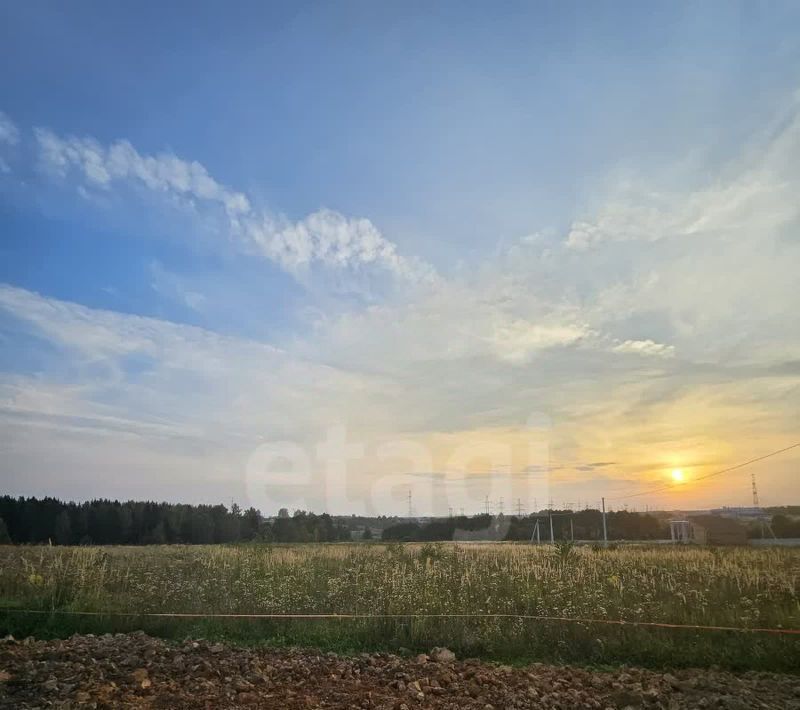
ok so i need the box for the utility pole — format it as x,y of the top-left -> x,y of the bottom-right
601,497 -> 608,546
531,519 -> 541,544
549,512 -> 554,543
516,498 -> 523,517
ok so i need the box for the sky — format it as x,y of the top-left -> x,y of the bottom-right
1,1 -> 799,515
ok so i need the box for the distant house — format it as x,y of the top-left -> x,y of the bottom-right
671,515 -> 747,545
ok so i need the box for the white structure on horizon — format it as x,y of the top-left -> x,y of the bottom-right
669,520 -> 692,543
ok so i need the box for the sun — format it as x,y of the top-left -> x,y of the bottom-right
671,468 -> 685,483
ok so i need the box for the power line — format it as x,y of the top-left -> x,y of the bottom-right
608,442 -> 800,501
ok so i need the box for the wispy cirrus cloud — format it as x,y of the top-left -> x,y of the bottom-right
566,101 -> 800,252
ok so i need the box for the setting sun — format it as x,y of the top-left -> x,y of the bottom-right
671,468 -> 685,483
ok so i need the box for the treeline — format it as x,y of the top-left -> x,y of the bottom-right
381,514 -> 496,541
505,509 -> 667,541
2,496 -> 797,546
0,497 -> 350,545
763,514 -> 800,538
382,509 -> 668,542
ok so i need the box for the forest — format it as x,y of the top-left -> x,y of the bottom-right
0,496 -> 351,545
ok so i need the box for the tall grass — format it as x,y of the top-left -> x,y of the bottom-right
1,543 -> 798,670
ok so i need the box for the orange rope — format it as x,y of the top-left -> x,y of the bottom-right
3,608 -> 799,635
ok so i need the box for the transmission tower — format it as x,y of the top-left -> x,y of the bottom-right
407,489 -> 413,518
751,472 -> 760,507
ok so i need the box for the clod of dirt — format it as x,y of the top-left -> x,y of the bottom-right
429,647 -> 456,664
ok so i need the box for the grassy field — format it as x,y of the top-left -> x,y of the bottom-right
1,542 -> 798,670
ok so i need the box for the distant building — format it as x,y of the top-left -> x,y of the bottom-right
669,520 -> 692,543
670,515 -> 748,545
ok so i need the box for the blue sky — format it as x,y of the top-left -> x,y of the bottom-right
1,2 -> 799,513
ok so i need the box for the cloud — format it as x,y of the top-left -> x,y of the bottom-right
0,111 -> 19,173
3,98 -> 800,510
566,103 -> 800,252
0,283 -> 369,444
1,273 -> 798,511
0,111 -> 19,146
242,208 -> 435,282
488,319 -> 590,364
149,261 -> 207,312
35,128 -> 250,216
33,127 -> 433,284
613,339 -> 675,358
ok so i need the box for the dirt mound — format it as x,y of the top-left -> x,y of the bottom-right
1,632 -> 798,708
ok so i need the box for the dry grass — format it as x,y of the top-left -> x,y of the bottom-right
1,543 -> 798,669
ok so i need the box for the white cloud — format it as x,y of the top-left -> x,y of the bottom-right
242,208 -> 435,282
35,128 -> 250,216
0,111 -> 19,174
0,111 -> 19,145
486,319 -> 590,364
0,284 -> 371,444
3,277 -> 797,511
612,339 -> 675,358
566,101 -> 800,252
149,261 -> 207,312
33,127 -> 433,284
3,98 -> 800,509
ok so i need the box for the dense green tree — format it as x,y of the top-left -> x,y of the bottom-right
771,514 -> 800,538
54,511 -> 72,545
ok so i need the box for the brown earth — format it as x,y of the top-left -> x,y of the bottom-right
1,632 -> 798,709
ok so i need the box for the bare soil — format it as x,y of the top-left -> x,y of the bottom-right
1,632 -> 798,709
